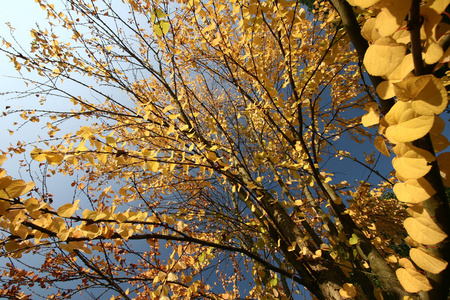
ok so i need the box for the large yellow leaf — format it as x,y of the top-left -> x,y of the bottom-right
385,108 -> 434,143
404,216 -> 447,245
394,75 -> 448,115
347,0 -> 380,8
376,81 -> 395,100
3,180 -> 35,199
386,54 -> 414,81
424,42 -> 444,64
437,152 -> 450,186
361,18 -> 380,43
393,178 -> 436,203
392,150 -> 433,180
57,199 -> 80,218
396,267 -> 432,293
364,38 -> 406,76
410,248 -> 448,274
375,0 -> 412,37
426,0 -> 449,14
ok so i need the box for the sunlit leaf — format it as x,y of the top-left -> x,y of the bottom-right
396,267 -> 432,293
57,199 -> 80,218
363,38 -> 406,76
385,102 -> 434,143
392,150 -> 433,179
410,248 -> 448,274
374,0 -> 412,37
346,0 -> 380,8
394,75 -> 448,115
393,178 -> 436,203
404,212 -> 447,245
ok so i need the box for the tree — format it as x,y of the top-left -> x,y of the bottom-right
0,0 -> 449,299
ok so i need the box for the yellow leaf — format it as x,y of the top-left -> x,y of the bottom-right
0,176 -> 12,189
167,272 -> 178,281
339,283 -> 357,298
437,152 -> 450,186
57,199 -> 80,218
404,214 -> 447,245
395,267 -> 432,293
30,148 -> 47,162
393,178 -> 436,203
424,42 -> 444,64
374,136 -> 390,157
0,155 -> 6,167
347,0 -> 380,9
394,75 -> 448,115
24,198 -> 41,213
363,38 -> 406,76
410,248 -> 448,274
361,18 -> 381,43
147,161 -> 159,173
426,0 -> 449,14
376,81 -> 395,100
392,150 -> 433,180
361,102 -> 380,127
4,180 -> 35,198
386,54 -> 414,82
374,0 -> 412,37
385,102 -> 434,143
288,241 -> 297,252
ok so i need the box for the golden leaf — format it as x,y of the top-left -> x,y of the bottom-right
424,42 -> 444,64
3,180 -> 35,198
394,75 -> 448,115
347,0 -> 380,8
374,0 -> 412,37
374,136 -> 390,157
385,102 -> 434,143
361,102 -> 380,127
393,178 -> 436,203
288,241 -> 297,252
339,283 -> 357,298
363,37 -> 406,76
376,81 -> 395,100
30,148 -> 47,162
404,215 -> 447,245
386,54 -> 414,82
410,248 -> 448,274
0,155 -> 6,167
167,272 -> 178,281
426,0 -> 450,14
393,152 -> 432,180
57,199 -> 80,218
361,18 -> 380,43
395,267 -> 432,293
0,176 -> 12,190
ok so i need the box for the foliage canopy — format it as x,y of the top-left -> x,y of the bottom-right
0,0 -> 449,299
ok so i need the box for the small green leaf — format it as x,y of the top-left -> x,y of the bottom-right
349,233 -> 359,245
